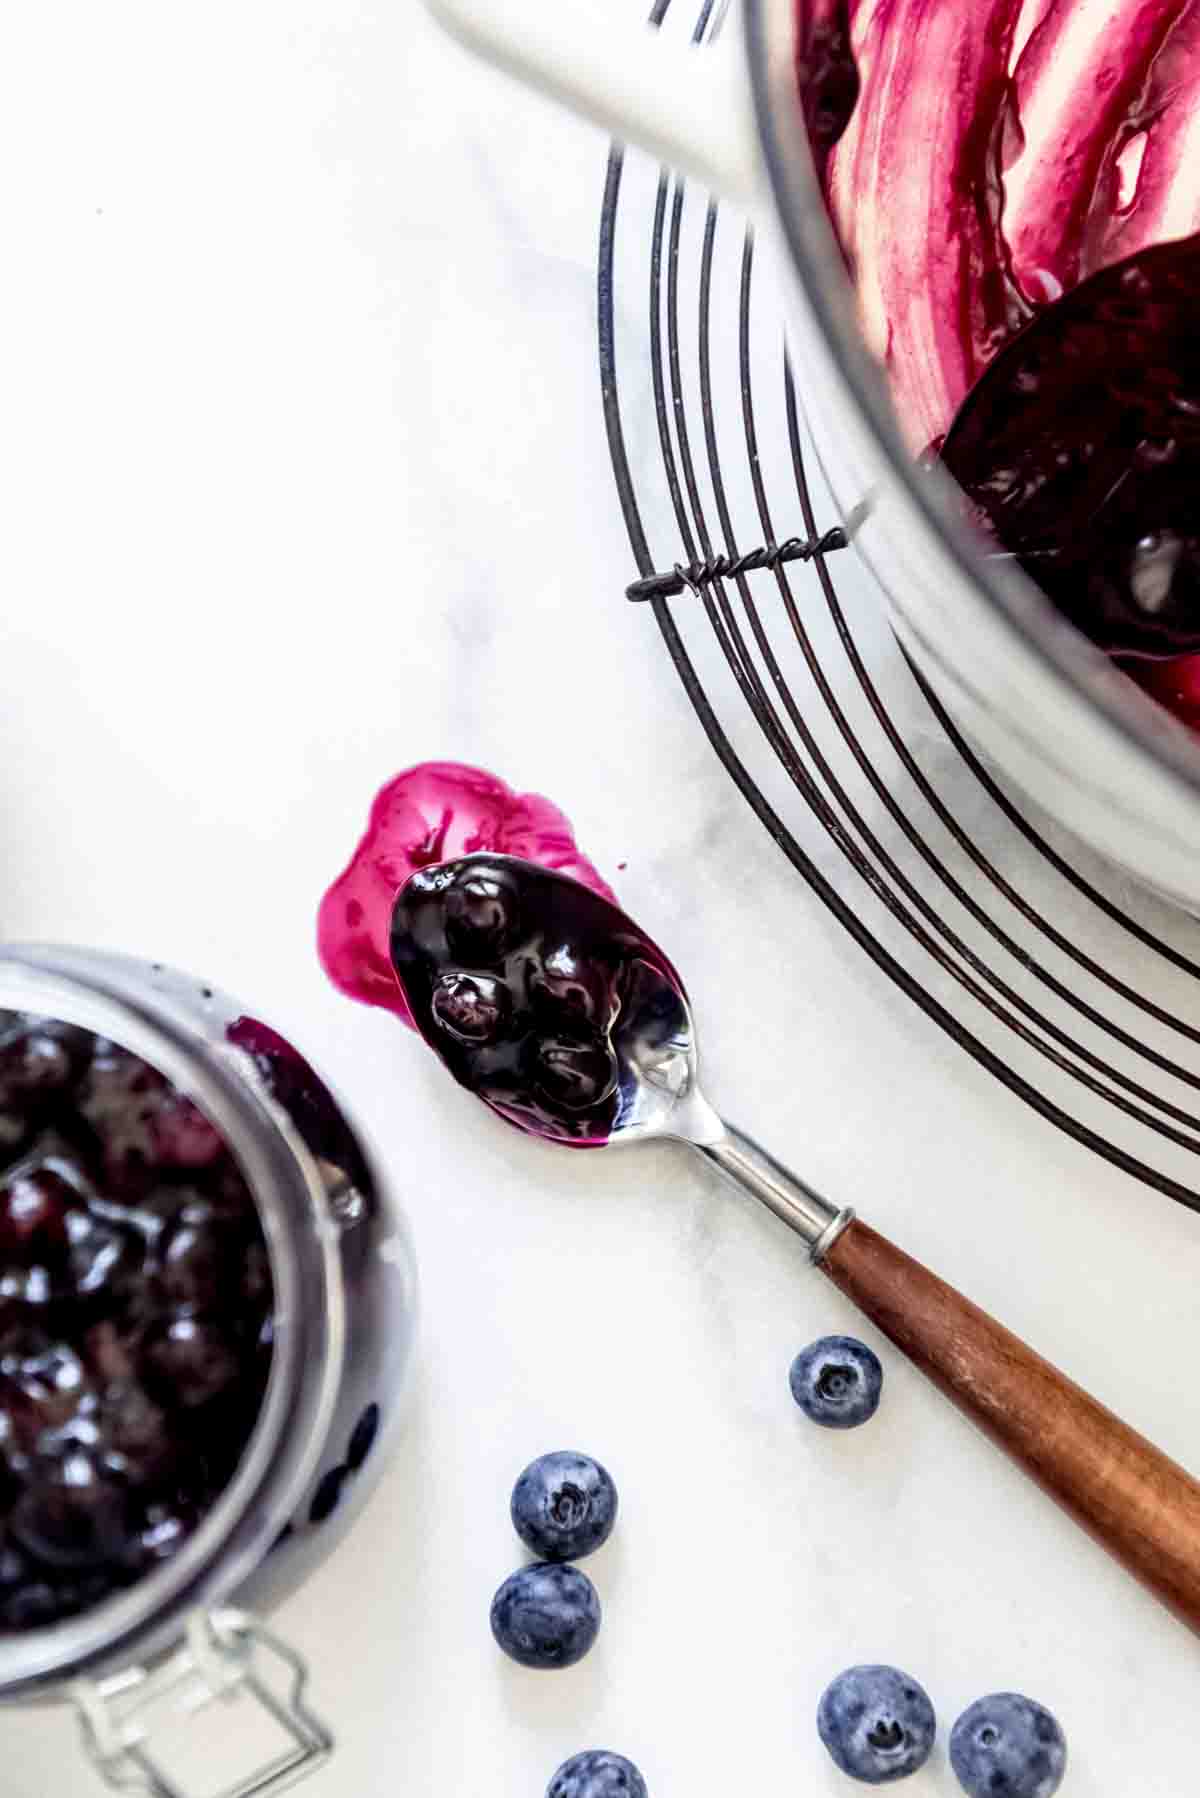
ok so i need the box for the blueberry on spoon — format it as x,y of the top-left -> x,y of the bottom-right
390,856 -> 671,1144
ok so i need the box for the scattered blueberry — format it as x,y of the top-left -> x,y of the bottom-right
818,1665 -> 936,1784
490,1562 -> 601,1669
790,1335 -> 883,1429
547,1750 -> 648,1798
949,1693 -> 1067,1798
511,1451 -> 618,1562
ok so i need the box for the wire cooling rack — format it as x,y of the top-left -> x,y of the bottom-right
596,0 -> 1200,1214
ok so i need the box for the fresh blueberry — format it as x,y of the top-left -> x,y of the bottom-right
818,1665 -> 936,1784
490,1562 -> 601,1669
790,1335 -> 883,1429
511,1451 -> 618,1562
950,1693 -> 1066,1798
547,1750 -> 647,1798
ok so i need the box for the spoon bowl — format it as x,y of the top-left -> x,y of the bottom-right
391,853 -> 727,1150
601,951 -> 702,1141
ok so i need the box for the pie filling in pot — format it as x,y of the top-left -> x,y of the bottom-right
796,0 -> 1200,731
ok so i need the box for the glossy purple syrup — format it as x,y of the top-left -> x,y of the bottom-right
318,763 -> 615,1030
0,1015 -> 273,1631
795,0 -> 859,185
812,0 -> 1200,450
389,855 -> 681,1146
796,0 -> 1200,732
941,235 -> 1200,663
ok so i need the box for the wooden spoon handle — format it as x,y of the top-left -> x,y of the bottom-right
821,1217 -> 1200,1631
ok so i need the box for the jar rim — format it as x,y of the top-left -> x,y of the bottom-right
0,947 -> 345,1698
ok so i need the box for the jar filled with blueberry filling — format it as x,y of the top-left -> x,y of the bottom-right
0,944 -> 416,1796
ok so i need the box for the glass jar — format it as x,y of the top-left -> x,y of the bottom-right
0,943 -> 417,1796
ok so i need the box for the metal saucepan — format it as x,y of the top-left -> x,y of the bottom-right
423,0 -> 1200,911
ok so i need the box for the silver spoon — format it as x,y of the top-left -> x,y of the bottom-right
392,854 -> 1200,1636
551,933 -> 853,1258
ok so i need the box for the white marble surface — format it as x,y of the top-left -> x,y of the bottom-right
3,2 -> 1200,1793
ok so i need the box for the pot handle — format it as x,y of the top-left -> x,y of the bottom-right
423,0 -> 761,202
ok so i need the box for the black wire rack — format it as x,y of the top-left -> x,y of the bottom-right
596,0 -> 1200,1215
